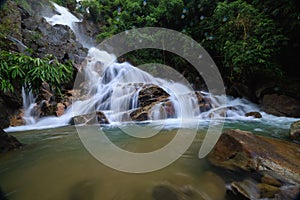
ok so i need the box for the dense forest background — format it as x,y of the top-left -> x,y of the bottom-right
54,0 -> 300,87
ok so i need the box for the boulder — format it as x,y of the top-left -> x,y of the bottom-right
0,128 -> 23,153
208,129 -> 300,182
245,111 -> 262,118
290,120 -> 300,141
70,111 -> 109,125
261,94 -> 300,117
137,84 -> 170,107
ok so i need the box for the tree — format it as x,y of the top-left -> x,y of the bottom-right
201,0 -> 286,83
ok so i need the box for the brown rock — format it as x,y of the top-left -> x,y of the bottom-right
208,129 -> 300,182
55,103 -> 65,117
70,111 -> 109,125
245,111 -> 262,118
138,84 -> 170,107
290,120 -> 300,141
257,183 -> 280,198
261,94 -> 300,117
227,180 -> 260,200
261,174 -> 282,187
9,109 -> 25,127
0,128 -> 23,153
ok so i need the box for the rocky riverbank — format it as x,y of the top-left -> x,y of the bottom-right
208,129 -> 300,199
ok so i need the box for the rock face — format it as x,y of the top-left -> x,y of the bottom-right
70,111 -> 109,125
208,129 -> 300,199
261,94 -> 300,117
290,120 -> 300,141
0,90 -> 23,129
0,128 -> 23,153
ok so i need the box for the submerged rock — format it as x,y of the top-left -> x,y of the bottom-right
290,120 -> 300,142
208,129 -> 300,182
69,180 -> 95,200
0,128 -> 23,153
245,111 -> 262,118
152,185 -> 179,200
70,111 -> 109,125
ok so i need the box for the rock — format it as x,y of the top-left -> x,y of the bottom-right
55,103 -> 65,117
261,174 -> 282,187
245,111 -> 262,118
290,120 -> 300,141
257,183 -> 280,198
70,111 -> 109,125
208,129 -> 300,183
261,94 -> 300,117
130,84 -> 170,121
40,101 -> 57,117
195,91 -> 212,113
0,128 -> 23,153
0,89 -> 23,129
228,83 -> 256,102
255,82 -> 276,100
226,180 -> 260,200
138,84 -> 170,107
152,185 -> 179,200
9,109 -> 25,126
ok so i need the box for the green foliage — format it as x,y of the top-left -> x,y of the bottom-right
201,0 -> 286,82
0,51 -> 73,94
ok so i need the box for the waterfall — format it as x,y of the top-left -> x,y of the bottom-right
22,87 -> 36,125
5,2 -> 298,133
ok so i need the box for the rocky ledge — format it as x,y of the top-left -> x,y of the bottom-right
0,128 -> 23,153
208,129 -> 300,199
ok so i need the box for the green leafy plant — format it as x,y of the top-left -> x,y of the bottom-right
0,51 -> 73,94
201,0 -> 286,83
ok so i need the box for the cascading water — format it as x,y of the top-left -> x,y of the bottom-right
21,87 -> 36,125
5,2 -> 299,132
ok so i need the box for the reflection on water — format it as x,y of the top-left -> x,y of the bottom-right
0,126 -> 227,200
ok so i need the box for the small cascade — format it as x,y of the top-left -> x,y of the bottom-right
22,87 -> 36,125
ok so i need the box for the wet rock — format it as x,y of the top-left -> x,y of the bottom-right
9,109 -> 25,126
138,84 -> 170,107
0,128 -> 23,153
55,103 -> 65,117
276,186 -> 300,200
226,180 -> 259,200
70,111 -> 109,125
261,174 -> 282,187
245,111 -> 262,118
261,94 -> 300,117
228,83 -> 255,102
40,101 -> 57,117
130,84 -> 170,121
290,120 -> 300,141
0,89 -> 23,129
257,183 -> 280,198
195,91 -> 212,113
208,129 -> 300,183
152,185 -> 179,200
